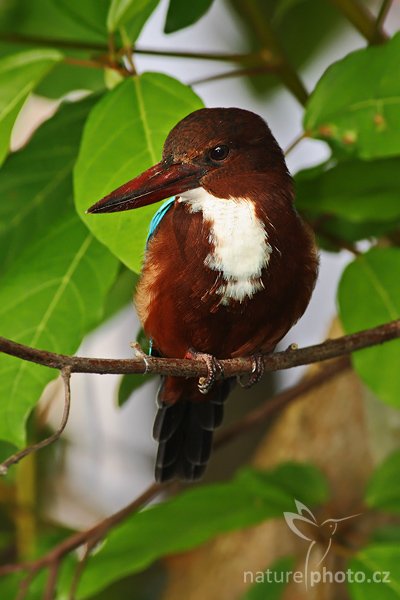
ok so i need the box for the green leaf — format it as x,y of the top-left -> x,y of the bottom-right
365,450 -> 400,513
241,556 -> 294,600
0,99 -> 119,447
54,0 -> 110,41
295,158 -> 400,224
371,526 -> 400,545
305,33 -> 400,159
0,0 -> 107,43
0,97 -> 93,274
107,0 -> 160,39
0,48 -> 62,165
338,248 -> 400,408
117,372 -> 154,406
74,73 -> 203,273
348,544 -> 400,599
69,463 -> 327,598
164,0 -> 214,33
0,0 -> 110,98
313,216 -> 397,250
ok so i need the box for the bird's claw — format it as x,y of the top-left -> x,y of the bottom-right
186,350 -> 224,395
238,352 -> 265,389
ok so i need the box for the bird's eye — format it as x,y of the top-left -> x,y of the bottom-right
209,145 -> 229,162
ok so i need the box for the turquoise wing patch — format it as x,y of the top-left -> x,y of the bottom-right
147,197 -> 175,245
145,197 -> 175,356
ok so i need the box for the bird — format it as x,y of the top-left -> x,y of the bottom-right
87,107 -> 318,482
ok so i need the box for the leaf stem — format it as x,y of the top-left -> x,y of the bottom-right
284,131 -> 308,156
189,63 -> 280,87
238,0 -> 309,105
375,0 -> 394,34
329,0 -> 388,44
63,56 -> 128,75
0,32 -> 257,64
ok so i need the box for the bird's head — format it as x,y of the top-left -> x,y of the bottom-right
87,107 -> 290,214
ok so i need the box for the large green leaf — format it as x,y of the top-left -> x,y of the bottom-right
107,0 -> 160,40
0,99 -> 119,447
365,450 -> 400,513
295,158 -> 400,224
338,248 -> 400,408
305,33 -> 400,159
52,0 -> 110,41
0,0 -> 108,43
348,544 -> 400,599
313,216 -> 396,251
74,73 -> 203,273
66,463 -> 328,598
0,97 -> 94,274
0,0 -> 107,98
164,0 -> 214,33
0,49 -> 62,165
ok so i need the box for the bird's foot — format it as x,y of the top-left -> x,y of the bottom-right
238,352 -> 265,389
185,349 -> 224,395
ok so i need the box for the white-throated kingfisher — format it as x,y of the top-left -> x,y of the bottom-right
88,108 -> 318,482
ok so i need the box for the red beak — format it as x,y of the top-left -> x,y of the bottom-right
87,160 -> 205,214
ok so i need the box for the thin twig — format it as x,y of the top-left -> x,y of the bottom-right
0,368 -> 72,475
0,482 -> 167,581
63,56 -> 128,75
375,0 -> 394,34
329,0 -> 387,44
189,63 -> 280,87
68,542 -> 95,600
284,131 -> 308,156
0,32 -> 256,63
0,320 -> 399,379
43,560 -> 59,600
16,570 -> 37,600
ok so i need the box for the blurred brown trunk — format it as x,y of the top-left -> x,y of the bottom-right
161,321 -> 398,599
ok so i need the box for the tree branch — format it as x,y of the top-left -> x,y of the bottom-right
0,320 -> 398,379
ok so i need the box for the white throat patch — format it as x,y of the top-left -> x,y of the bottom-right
179,188 -> 272,304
